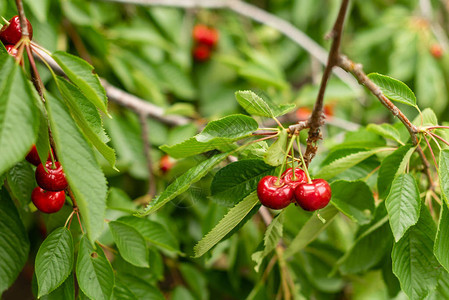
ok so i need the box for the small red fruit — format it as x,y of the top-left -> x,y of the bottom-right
159,155 -> 174,174
296,107 -> 312,121
0,16 -> 33,45
5,44 -> 18,56
294,179 -> 332,211
257,176 -> 294,209
282,168 -> 307,190
192,24 -> 219,48
35,161 -> 68,191
193,44 -> 211,62
430,44 -> 443,59
31,187 -> 65,214
25,145 -> 54,166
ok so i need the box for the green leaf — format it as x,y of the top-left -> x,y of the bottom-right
6,161 -> 35,208
116,216 -> 179,252
439,150 -> 449,207
194,192 -> 260,258
46,93 -> 108,242
109,221 -> 149,268
35,227 -> 74,298
367,73 -> 417,107
386,174 -> 421,242
161,115 -> 257,158
52,52 -> 109,115
366,123 -> 403,144
435,203 -> 449,272
284,205 -> 339,258
0,55 -> 39,176
252,212 -> 284,272
76,235 -> 115,300
235,90 -> 295,118
377,145 -> 415,199
140,152 -> 229,215
264,128 -> 287,166
158,63 -> 196,100
35,111 -> 52,169
392,206 -> 441,300
210,159 -> 275,207
0,189 -> 30,295
413,108 -> 438,127
56,77 -> 116,168
40,274 -> 75,300
330,180 -> 375,225
315,148 -> 383,180
116,274 -> 164,300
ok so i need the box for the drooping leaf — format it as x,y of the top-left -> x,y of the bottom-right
392,206 -> 441,300
0,54 -> 39,176
116,274 -> 164,300
6,161 -> 35,207
330,180 -> 375,225
368,73 -> 417,107
377,144 -> 415,199
194,192 -> 260,257
52,51 -> 109,115
366,123 -> 403,144
435,203 -> 449,272
0,189 -> 30,295
264,128 -> 287,166
284,205 -> 339,258
140,152 -> 229,215
386,174 -> 421,242
210,159 -> 275,207
35,227 -> 74,298
109,221 -> 149,268
235,90 -> 295,118
439,150 -> 449,207
46,93 -> 108,242
117,216 -> 179,252
76,235 -> 114,300
40,274 -> 75,300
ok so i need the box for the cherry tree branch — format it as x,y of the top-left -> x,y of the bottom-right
14,0 -> 29,37
138,113 -> 157,198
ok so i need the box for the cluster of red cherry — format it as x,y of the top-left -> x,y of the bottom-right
192,24 -> 219,62
26,146 -> 68,214
0,15 -> 32,59
257,161 -> 331,212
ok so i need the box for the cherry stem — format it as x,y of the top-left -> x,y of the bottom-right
428,131 -> 449,148
296,134 -> 312,184
423,133 -> 439,170
76,210 -> 85,234
64,210 -> 76,228
277,135 -> 296,185
425,126 -> 449,130
317,213 -> 326,224
291,147 -> 296,181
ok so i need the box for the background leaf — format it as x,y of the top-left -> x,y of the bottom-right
434,203 -> 449,272
235,90 -> 295,117
367,73 -> 417,107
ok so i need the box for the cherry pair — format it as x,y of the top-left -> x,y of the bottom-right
192,24 -> 219,62
1,16 -> 33,60
26,146 -> 67,214
257,168 -> 331,211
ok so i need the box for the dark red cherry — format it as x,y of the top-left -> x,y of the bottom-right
25,145 -> 54,166
5,44 -> 18,56
35,161 -> 68,191
192,24 -> 218,47
257,176 -> 294,210
294,179 -> 332,211
0,16 -> 33,45
193,44 -> 211,62
282,168 -> 307,190
31,187 -> 65,214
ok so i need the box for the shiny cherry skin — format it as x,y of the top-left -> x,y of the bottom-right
159,155 -> 174,174
294,179 -> 332,211
25,145 -> 54,166
35,161 -> 68,191
5,44 -> 18,56
193,44 -> 211,62
282,168 -> 307,190
0,16 -> 33,45
257,176 -> 294,209
192,24 -> 218,47
31,187 -> 65,214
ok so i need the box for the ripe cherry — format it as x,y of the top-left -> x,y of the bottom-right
257,176 -> 294,209
5,44 -> 18,56
0,16 -> 33,45
35,161 -> 68,191
25,145 -> 54,166
282,168 -> 307,190
31,187 -> 65,214
192,24 -> 218,48
193,44 -> 211,62
296,107 -> 312,121
430,44 -> 443,59
294,179 -> 331,211
160,155 -> 174,174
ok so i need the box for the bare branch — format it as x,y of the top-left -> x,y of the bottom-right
138,113 -> 157,198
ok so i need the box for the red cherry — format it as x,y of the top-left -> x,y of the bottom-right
193,44 -> 211,62
0,16 -> 33,45
192,24 -> 219,47
294,179 -> 331,211
324,104 -> 334,117
282,168 -> 307,190
5,44 -> 18,56
296,107 -> 312,121
25,145 -> 54,166
159,155 -> 174,174
257,176 -> 294,209
430,44 -> 443,59
31,187 -> 65,214
35,161 -> 68,191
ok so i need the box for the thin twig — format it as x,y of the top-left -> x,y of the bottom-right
303,0 -> 350,165
14,0 -> 29,37
138,113 -> 156,198
423,133 -> 438,169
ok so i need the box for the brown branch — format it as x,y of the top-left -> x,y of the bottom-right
303,0 -> 350,165
14,0 -> 29,37
138,113 -> 156,198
